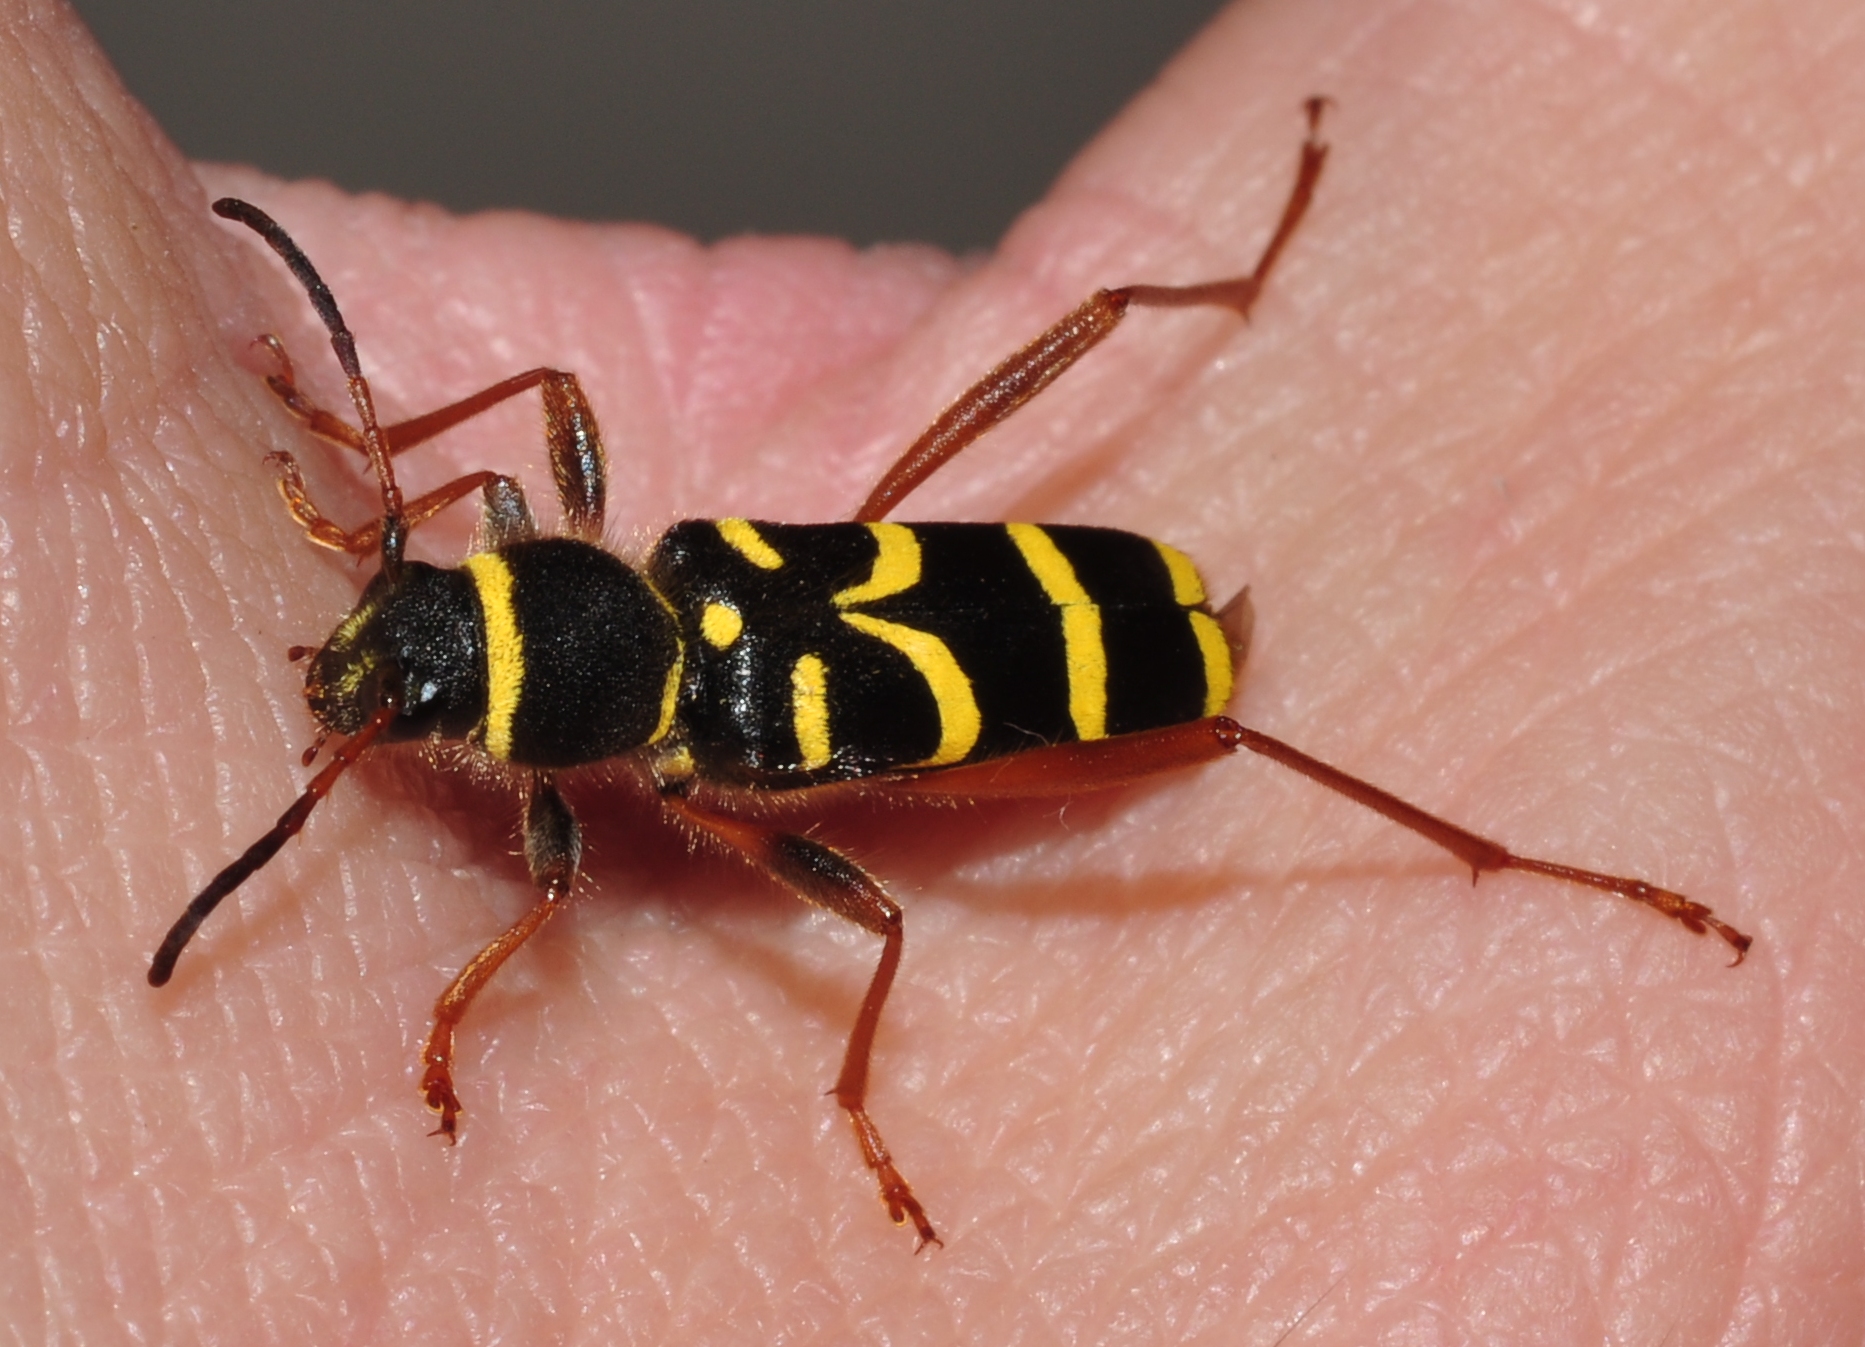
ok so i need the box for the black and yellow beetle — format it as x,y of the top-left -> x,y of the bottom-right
149,103 -> 1748,1250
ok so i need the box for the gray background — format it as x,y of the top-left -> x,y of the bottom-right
74,0 -> 1226,251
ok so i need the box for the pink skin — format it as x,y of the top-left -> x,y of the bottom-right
3,0 -> 1860,1341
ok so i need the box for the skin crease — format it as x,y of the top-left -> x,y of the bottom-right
3,0 -> 1864,1341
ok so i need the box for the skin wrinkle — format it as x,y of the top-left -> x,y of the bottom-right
1392,551 -> 1746,795
1275,335 -> 1826,808
1534,0 -> 1798,159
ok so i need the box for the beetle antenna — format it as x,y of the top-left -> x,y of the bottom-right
147,700 -> 397,986
212,198 -> 408,577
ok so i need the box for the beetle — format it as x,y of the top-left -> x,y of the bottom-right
149,101 -> 1748,1249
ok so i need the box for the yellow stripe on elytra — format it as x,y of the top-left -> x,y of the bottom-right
651,644 -> 683,744
643,573 -> 684,745
1189,611 -> 1234,716
834,522 -> 921,607
1005,523 -> 1107,742
839,612 -> 980,766
701,601 -> 743,648
1058,605 -> 1106,740
717,518 -> 784,570
1155,541 -> 1207,607
462,552 -> 524,760
791,653 -> 832,770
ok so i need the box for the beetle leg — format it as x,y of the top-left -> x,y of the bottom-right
258,334 -> 593,465
1215,721 -> 1753,961
883,716 -> 1751,960
536,371 -> 605,538
269,453 -> 516,556
854,97 -> 1329,522
255,332 -> 602,539
476,474 -> 539,550
421,775 -> 582,1140
663,792 -> 942,1251
254,334 -> 369,451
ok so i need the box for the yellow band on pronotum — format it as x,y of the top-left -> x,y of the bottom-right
462,553 -> 524,759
